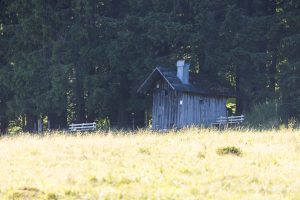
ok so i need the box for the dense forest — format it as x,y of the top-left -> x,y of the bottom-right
0,0 -> 299,133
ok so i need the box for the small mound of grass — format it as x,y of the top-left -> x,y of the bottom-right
216,146 -> 242,156
138,147 -> 151,155
18,187 -> 39,192
89,176 -> 98,184
64,189 -> 78,197
197,152 -> 206,159
46,192 -> 58,200
6,187 -> 42,199
180,168 -> 192,175
7,191 -> 22,199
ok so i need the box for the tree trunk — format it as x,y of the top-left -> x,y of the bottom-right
268,0 -> 278,96
117,105 -> 127,128
235,0 -> 254,114
48,110 -> 67,130
269,48 -> 277,95
235,65 -> 243,115
0,118 -> 9,135
59,109 -> 68,129
26,113 -> 37,132
135,110 -> 145,128
87,109 -> 96,123
74,66 -> 86,123
0,101 -> 8,134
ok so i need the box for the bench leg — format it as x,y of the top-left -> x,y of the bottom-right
225,123 -> 229,130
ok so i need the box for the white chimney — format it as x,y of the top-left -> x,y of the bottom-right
176,60 -> 190,84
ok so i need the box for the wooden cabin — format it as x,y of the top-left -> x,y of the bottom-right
137,60 -> 234,130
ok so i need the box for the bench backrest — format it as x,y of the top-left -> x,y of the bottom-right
216,115 -> 244,124
227,115 -> 244,123
69,122 -> 96,131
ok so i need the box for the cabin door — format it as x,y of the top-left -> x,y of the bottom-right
153,89 -> 165,130
199,98 -> 205,125
163,90 -> 175,129
155,89 -> 175,130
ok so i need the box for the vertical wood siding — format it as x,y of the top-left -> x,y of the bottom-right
152,80 -> 178,130
152,80 -> 227,129
177,93 -> 227,128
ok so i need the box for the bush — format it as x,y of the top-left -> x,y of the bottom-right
216,146 -> 242,156
96,117 -> 110,131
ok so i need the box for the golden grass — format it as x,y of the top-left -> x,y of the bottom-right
0,128 -> 300,200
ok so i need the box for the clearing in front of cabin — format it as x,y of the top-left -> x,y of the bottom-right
0,128 -> 300,200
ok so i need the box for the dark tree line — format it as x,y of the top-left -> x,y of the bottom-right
0,0 -> 299,133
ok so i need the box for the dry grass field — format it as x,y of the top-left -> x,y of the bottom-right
1,128 -> 300,200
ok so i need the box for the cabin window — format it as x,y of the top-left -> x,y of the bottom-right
199,99 -> 204,104
180,100 -> 183,105
156,83 -> 159,88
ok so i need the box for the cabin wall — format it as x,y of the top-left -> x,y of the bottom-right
152,80 -> 178,130
151,80 -> 228,129
177,93 -> 227,128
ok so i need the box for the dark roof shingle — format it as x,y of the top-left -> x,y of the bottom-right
138,67 -> 235,97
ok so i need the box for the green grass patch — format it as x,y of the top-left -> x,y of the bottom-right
216,146 -> 242,156
138,147 -> 151,155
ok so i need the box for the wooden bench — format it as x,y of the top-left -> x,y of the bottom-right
211,115 -> 245,128
69,122 -> 96,132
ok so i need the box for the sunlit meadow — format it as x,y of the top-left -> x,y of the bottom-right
0,128 -> 300,200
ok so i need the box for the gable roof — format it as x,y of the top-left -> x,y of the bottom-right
137,66 -> 235,97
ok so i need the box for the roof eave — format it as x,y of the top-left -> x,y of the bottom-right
156,68 -> 176,90
137,67 -> 176,94
180,90 -> 236,98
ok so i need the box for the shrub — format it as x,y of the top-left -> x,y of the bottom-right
96,117 -> 110,131
216,146 -> 242,156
